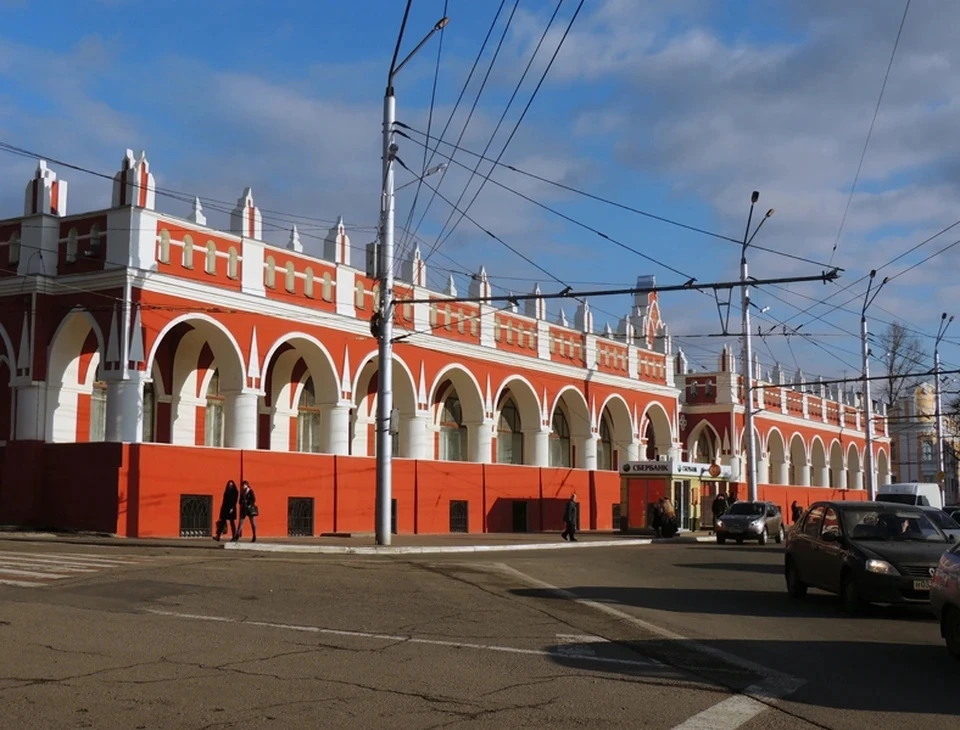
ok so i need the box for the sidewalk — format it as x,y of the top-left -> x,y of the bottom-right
0,527 -> 717,554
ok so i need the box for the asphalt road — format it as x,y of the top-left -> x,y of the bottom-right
0,539 -> 955,729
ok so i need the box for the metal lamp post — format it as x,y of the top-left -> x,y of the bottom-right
860,270 -> 888,500
376,6 -> 449,546
741,191 -> 774,502
935,312 -> 954,504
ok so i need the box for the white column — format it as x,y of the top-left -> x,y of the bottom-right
756,455 -> 769,485
224,388 -> 261,449
401,413 -> 430,460
833,467 -> 847,489
793,462 -> 811,487
525,427 -> 550,466
776,461 -> 789,485
667,445 -> 682,462
105,375 -> 146,443
13,382 -> 47,441
880,469 -> 891,487
582,434 -> 599,471
852,469 -> 864,490
468,418 -> 495,463
320,402 -> 352,455
270,406 -> 293,451
625,439 -> 640,463
171,394 -> 203,445
816,466 -> 830,488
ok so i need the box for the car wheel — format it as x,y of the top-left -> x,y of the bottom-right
775,525 -> 784,544
841,574 -> 864,615
785,559 -> 807,598
758,527 -> 768,546
944,606 -> 960,661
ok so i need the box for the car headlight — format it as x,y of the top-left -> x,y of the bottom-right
715,518 -> 723,527
865,559 -> 899,575
751,519 -> 765,530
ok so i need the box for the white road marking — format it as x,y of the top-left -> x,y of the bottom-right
0,566 -> 73,579
0,559 -> 98,573
0,552 -> 157,589
144,608 -> 667,671
0,578 -> 47,588
494,564 -> 805,730
0,551 -> 140,565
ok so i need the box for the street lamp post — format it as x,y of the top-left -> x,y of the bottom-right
376,6 -> 449,546
935,312 -> 954,505
860,270 -> 888,500
741,191 -> 774,503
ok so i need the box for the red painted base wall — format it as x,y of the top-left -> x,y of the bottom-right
0,442 -> 872,538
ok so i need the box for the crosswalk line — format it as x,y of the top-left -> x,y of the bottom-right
0,551 -> 142,565
0,556 -> 116,571
0,559 -> 98,573
0,578 -> 48,588
0,566 -> 73,579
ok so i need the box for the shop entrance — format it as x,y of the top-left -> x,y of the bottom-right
619,460 -> 732,534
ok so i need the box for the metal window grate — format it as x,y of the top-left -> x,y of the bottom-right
449,500 -> 469,533
179,495 -> 213,538
287,497 -> 315,537
612,503 -> 621,531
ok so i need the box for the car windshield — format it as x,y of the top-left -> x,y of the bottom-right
727,502 -> 764,516
926,510 -> 960,530
842,508 -> 948,542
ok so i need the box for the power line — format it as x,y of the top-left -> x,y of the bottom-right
830,0 -> 911,266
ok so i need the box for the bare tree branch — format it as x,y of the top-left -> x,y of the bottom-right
878,321 -> 928,408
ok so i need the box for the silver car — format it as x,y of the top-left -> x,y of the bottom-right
931,542 -> 960,660
920,506 -> 960,543
715,501 -> 784,545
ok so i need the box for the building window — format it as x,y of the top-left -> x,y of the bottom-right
264,256 -> 276,288
304,267 -> 314,298
497,398 -> 524,465
296,377 -> 322,453
922,440 -> 935,463
321,273 -> 333,301
285,262 -> 296,293
549,407 -> 571,467
227,247 -> 239,279
204,370 -> 224,447
182,234 -> 194,269
8,231 -> 20,266
88,224 -> 101,256
205,241 -> 217,274
440,393 -> 467,462
694,429 -> 716,464
142,381 -> 156,443
67,228 -> 79,263
90,381 -> 107,442
597,414 -> 614,470
158,229 -> 170,264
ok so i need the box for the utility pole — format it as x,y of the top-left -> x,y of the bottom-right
935,312 -> 954,505
375,5 -> 449,546
740,191 -> 774,502
860,270 -> 887,500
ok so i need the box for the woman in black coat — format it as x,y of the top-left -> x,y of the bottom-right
214,480 -> 239,542
234,480 -> 258,543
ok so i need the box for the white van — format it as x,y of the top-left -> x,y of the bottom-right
876,482 -> 943,509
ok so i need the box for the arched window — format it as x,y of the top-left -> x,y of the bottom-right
440,393 -> 467,461
922,439 -> 935,463
67,228 -> 79,263
158,229 -> 170,264
88,224 -> 101,256
264,256 -> 276,288
321,273 -> 333,301
597,414 -> 614,470
204,370 -> 224,447
227,247 -> 239,279
693,429 -> 716,464
372,283 -> 381,312
285,262 -> 296,293
8,231 -> 20,266
142,381 -> 156,443
205,241 -> 217,274
90,379 -> 107,442
644,420 -> 658,460
549,407 -> 571,467
355,282 -> 366,309
297,377 -> 322,453
497,398 -> 523,464
182,234 -> 194,269
304,267 -> 315,298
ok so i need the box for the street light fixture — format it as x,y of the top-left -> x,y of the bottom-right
935,312 -> 954,503
741,191 -> 774,502
375,2 -> 449,546
395,163 -> 448,192
860,269 -> 888,499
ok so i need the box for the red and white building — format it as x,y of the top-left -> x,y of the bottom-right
0,152 -> 889,537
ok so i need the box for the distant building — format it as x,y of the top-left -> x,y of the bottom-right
888,383 -> 959,502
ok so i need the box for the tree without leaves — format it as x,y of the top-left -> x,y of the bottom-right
879,321 -> 928,409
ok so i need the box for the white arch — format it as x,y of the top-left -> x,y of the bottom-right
0,322 -> 16,369
429,363 -> 485,426
598,393 -> 634,451
639,400 -> 674,453
352,349 -> 416,403
847,442 -> 862,489
45,308 -> 106,443
766,428 -> 787,485
352,352 -> 419,457
688,419 -> 722,463
260,332 -> 339,388
494,374 -> 541,425
789,433 -> 809,463
550,386 -> 591,436
829,439 -> 845,487
810,436 -> 828,487
876,447 -> 890,486
146,313 -> 246,383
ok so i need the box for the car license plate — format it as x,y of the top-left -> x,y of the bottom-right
913,579 -> 931,591
729,526 -> 742,533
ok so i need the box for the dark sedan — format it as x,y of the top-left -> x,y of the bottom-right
784,501 -> 953,613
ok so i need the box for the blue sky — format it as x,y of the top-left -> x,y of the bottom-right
2,0 -> 960,391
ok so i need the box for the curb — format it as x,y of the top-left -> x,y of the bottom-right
223,535 -> 718,555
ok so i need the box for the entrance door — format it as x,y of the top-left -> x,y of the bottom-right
512,500 -> 528,532
673,480 -> 692,530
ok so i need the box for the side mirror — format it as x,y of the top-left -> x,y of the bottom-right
822,531 -> 840,543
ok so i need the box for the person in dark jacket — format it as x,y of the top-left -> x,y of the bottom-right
561,494 -> 578,542
214,480 -> 239,542
711,492 -> 728,535
791,501 -> 803,524
651,499 -> 664,538
234,480 -> 258,543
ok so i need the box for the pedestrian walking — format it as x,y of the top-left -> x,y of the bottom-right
214,480 -> 239,542
651,499 -> 664,537
661,498 -> 678,538
234,480 -> 258,542
791,500 -> 803,524
710,492 -> 728,536
561,493 -> 578,542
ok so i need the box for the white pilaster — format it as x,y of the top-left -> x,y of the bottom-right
851,470 -> 864,490
468,418 -> 495,463
401,413 -> 431,460
13,382 -> 46,440
816,466 -> 830,488
320,402 -> 352,455
105,375 -> 147,443
776,461 -> 789,485
525,427 -> 550,467
536,319 -> 550,360
336,266 -> 356,317
793,462 -> 811,487
625,439 -> 640,463
171,394 -> 203,445
757,455 -> 769,485
224,388 -> 261,449
582,434 -> 599,471
478,304 -> 495,348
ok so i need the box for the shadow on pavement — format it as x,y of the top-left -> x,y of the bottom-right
542,637 -> 960,718
677,562 -> 783,575
696,544 -> 784,554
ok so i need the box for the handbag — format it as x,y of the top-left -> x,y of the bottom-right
247,504 -> 259,517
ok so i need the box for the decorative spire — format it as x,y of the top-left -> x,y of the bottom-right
468,266 -> 491,301
401,243 -> 427,286
230,187 -> 262,239
575,299 -> 593,333
189,196 -> 207,226
112,149 -> 156,210
323,216 -> 351,265
556,308 -> 569,327
525,283 -> 546,320
444,274 -> 458,297
287,225 -> 302,253
24,160 -> 67,217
